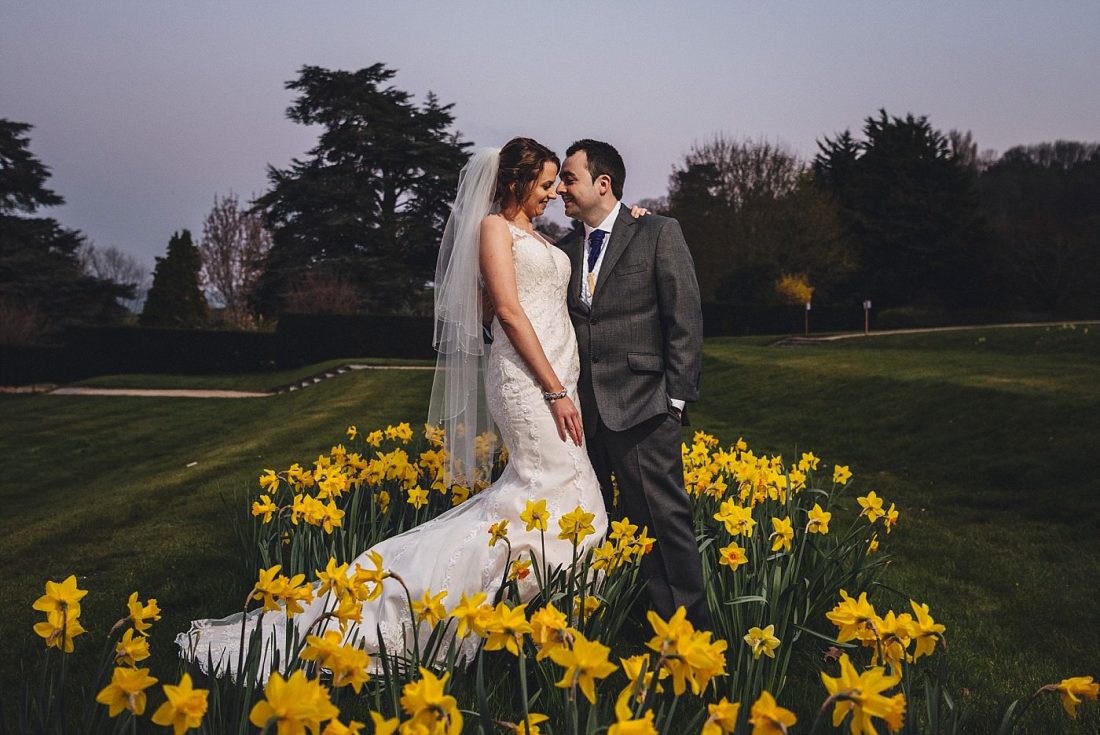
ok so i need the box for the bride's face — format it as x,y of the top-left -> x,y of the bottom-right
518,161 -> 560,220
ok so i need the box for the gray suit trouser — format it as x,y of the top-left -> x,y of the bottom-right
586,410 -> 713,630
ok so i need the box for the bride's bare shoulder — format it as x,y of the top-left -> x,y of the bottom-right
480,214 -> 512,247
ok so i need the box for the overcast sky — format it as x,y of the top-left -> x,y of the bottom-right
3,1 -> 1098,269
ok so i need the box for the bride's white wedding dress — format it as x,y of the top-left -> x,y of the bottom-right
176,221 -> 607,675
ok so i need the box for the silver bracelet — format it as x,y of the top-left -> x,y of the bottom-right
543,388 -> 568,402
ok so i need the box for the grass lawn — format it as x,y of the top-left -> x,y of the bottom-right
2,324 -> 1097,731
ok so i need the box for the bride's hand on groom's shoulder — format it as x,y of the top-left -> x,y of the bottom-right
549,396 -> 584,447
629,204 -> 650,218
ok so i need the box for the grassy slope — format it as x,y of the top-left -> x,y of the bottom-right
2,325 -> 1097,730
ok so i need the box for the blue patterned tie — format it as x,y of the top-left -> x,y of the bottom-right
587,229 -> 606,271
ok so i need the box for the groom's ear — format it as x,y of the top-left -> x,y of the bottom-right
596,173 -> 612,196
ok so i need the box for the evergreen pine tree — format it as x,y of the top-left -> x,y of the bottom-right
140,230 -> 208,327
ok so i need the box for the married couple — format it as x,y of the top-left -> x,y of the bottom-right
178,138 -> 710,674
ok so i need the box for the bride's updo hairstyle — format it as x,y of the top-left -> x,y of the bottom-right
494,137 -> 560,212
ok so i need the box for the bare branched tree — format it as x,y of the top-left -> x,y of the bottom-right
198,193 -> 272,328
79,243 -> 149,312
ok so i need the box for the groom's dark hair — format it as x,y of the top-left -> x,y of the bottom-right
567,139 -> 625,200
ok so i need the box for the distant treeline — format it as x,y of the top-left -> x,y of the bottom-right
3,65 -> 1098,354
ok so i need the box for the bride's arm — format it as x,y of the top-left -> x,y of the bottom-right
479,216 -> 583,446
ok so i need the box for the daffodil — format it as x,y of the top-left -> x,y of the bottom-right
511,712 -> 550,735
703,697 -> 741,735
820,654 -> 905,734
713,500 -> 756,537
858,491 -> 885,523
33,575 -> 88,619
884,503 -> 899,533
252,494 -> 278,523
807,503 -> 832,534
96,666 -> 158,717
259,468 -> 280,493
488,519 -> 510,547
530,602 -> 569,659
557,506 -> 596,544
744,624 -> 781,659
833,464 -> 852,485
322,718 -> 364,735
114,627 -> 151,665
400,667 -> 463,735
407,486 -> 428,510
249,669 -> 340,734
126,592 -> 162,635
909,600 -> 946,660
608,708 -> 657,735
151,673 -> 208,735
798,452 -> 820,471
411,589 -> 448,627
508,558 -> 532,581
1055,676 -> 1099,718
550,629 -> 618,703
609,516 -> 639,542
747,690 -> 797,735
351,551 -> 388,601
33,609 -> 85,652
451,591 -> 492,639
369,711 -> 399,735
718,541 -> 748,570
770,517 -> 794,552
483,602 -> 532,656
827,590 -> 878,645
518,499 -> 548,531
346,425 -> 357,440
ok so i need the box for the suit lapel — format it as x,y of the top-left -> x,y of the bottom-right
591,206 -> 638,310
558,228 -> 587,313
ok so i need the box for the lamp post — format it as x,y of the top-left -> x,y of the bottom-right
804,301 -> 811,336
863,300 -> 872,335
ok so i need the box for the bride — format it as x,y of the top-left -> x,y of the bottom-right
177,137 -> 627,675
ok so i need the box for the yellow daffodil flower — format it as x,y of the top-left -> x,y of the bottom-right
747,690 -> 797,735
400,667 -> 463,735
529,602 -> 569,659
488,519 -> 509,547
807,503 -> 832,534
33,575 -> 88,619
520,499 -> 549,532
770,517 -> 794,553
369,711 -> 399,735
798,452 -> 821,472
833,464 -> 853,485
259,468 -> 280,493
1055,676 -> 1099,718
249,669 -> 339,734
483,602 -> 532,656
126,592 -> 162,636
407,486 -> 428,510
151,673 -> 208,735
821,653 -> 905,734
703,697 -> 741,735
858,491 -> 885,523
346,425 -> 357,441
827,590 -> 878,644
744,624 -> 781,659
558,506 -> 596,544
714,500 -> 756,538
509,559 -> 532,581
511,712 -> 549,735
451,591 -> 492,639
718,541 -> 748,570
33,609 -> 85,652
550,629 -> 618,703
96,666 -> 158,717
608,708 -> 658,735
411,589 -> 448,628
909,600 -> 946,660
251,494 -> 278,523
114,627 -> 151,665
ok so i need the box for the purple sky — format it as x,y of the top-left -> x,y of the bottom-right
3,1 -> 1098,271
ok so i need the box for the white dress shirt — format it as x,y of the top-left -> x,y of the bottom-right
581,201 -> 685,413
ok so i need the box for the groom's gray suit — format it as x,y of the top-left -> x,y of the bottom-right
558,206 -> 712,628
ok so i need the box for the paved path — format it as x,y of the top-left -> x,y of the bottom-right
35,363 -> 436,398
774,319 -> 1100,345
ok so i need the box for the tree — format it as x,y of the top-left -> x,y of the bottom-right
252,64 -> 471,316
0,119 -> 131,338
977,141 -> 1100,311
140,230 -> 208,327
198,192 -> 271,327
813,110 -> 984,308
79,243 -> 148,312
667,135 -> 855,305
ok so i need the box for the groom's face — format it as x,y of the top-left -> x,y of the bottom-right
558,151 -> 606,223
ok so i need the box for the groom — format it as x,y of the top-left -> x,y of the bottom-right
556,139 -> 712,629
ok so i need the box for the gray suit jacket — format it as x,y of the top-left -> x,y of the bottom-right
559,207 -> 703,435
